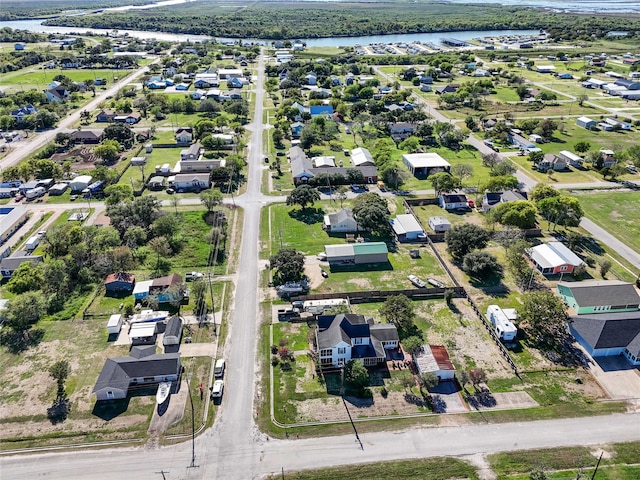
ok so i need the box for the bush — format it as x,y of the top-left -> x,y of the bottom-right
360,387 -> 373,398
280,361 -> 291,371
585,256 -> 596,268
380,386 -> 388,398
278,338 -> 289,347
271,344 -> 278,354
462,251 -> 503,279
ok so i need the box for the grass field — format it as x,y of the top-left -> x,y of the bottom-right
575,191 -> 640,254
268,457 -> 479,480
0,68 -> 126,87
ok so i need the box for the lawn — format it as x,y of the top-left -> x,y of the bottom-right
268,457 -> 479,480
575,191 -> 640,254
509,156 -> 598,184
0,68 -> 126,87
272,322 -> 312,352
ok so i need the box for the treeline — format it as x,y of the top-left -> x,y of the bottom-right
0,0 -> 156,21
0,27 -> 47,43
40,2 -> 640,40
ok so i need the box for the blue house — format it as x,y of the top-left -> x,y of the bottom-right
576,116 -> 597,129
229,77 -> 244,88
507,130 -> 535,150
175,83 -> 189,91
164,78 -> 174,86
194,79 -> 210,89
309,105 -> 334,117
557,73 -> 573,79
134,273 -> 184,303
290,122 -> 304,138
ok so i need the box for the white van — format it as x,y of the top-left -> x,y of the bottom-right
214,358 -> 225,378
211,379 -> 224,398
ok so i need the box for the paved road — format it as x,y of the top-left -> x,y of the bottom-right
2,411 -> 639,479
580,217 -> 640,270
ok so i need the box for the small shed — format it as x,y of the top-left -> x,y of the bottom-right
389,214 -> 425,242
145,143 -> 153,153
163,316 -> 183,346
576,116 -> 597,130
107,314 -> 123,335
48,183 -> 68,196
428,216 -> 451,233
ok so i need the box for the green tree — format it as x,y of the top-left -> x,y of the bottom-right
429,172 -> 461,196
286,185 -> 320,210
200,189 -> 223,213
536,195 -> 583,230
269,248 -> 305,285
49,359 -> 70,399
529,183 -> 559,203
519,291 -> 569,348
6,263 -> 44,294
401,336 -> 424,356
344,359 -> 369,388
93,140 -> 120,164
148,236 -> 172,274
352,192 -> 389,234
451,164 -> 474,184
599,259 -> 612,278
482,175 -> 519,192
462,251 -> 503,279
489,200 -> 538,229
445,224 -> 490,260
104,184 -> 134,205
379,294 -> 415,334
506,240 -> 534,290
574,141 -> 591,154
419,372 -> 439,390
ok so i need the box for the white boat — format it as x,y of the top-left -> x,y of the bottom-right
156,382 -> 171,404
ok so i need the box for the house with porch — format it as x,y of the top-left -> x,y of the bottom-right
175,127 -> 193,145
323,208 -> 360,233
526,242 -> 584,275
439,192 -> 469,210
557,280 -> 640,315
170,173 -> 210,192
93,348 -> 181,401
316,313 -> 399,367
96,109 -> 116,123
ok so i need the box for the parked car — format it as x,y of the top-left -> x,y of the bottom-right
166,188 -> 175,194
186,271 -> 204,281
321,269 -> 329,278
316,252 -> 328,261
69,194 -> 78,201
407,275 -> 426,288
14,194 -> 24,202
276,151 -> 286,156
211,379 -> 224,398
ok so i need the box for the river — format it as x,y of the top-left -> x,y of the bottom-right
0,18 -> 542,47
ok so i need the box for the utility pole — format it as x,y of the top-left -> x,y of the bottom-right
184,370 -> 197,469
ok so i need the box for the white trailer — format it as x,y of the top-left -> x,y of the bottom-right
25,234 -> 42,251
106,314 -> 123,335
486,305 -> 518,342
25,186 -> 46,200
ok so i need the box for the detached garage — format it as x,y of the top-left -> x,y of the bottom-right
325,242 -> 389,266
163,316 -> 183,347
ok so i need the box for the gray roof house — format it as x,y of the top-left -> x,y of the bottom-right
289,146 -> 378,186
92,349 -> 181,401
316,313 -> 399,367
323,208 -> 360,233
163,316 -> 183,347
0,255 -> 43,279
569,312 -> 640,365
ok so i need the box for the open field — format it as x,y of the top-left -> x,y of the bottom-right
0,68 -> 127,87
575,191 -> 640,255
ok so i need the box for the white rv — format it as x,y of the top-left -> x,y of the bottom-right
486,305 -> 518,342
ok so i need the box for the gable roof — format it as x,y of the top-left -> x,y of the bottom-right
527,242 -> 584,269
326,208 -> 355,225
440,193 -> 468,203
559,280 -> 640,308
104,272 -> 135,285
390,214 -> 424,236
351,147 -> 375,166
92,353 -> 180,393
500,190 -> 527,202
316,314 -> 398,356
165,316 -> 183,338
0,255 -> 43,272
151,273 -> 182,288
571,312 -> 640,355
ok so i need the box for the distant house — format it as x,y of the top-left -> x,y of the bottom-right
402,153 -> 450,178
389,214 -> 425,242
526,242 -> 585,275
171,173 -> 210,192
113,113 -> 141,124
350,148 -> 375,167
576,116 -> 597,129
557,280 -> 640,315
70,175 -> 93,193
439,192 -> 469,211
323,208 -> 360,233
428,216 -> 451,233
93,349 -> 181,401
535,65 -> 556,73
70,130 -> 102,144
0,255 -> 43,279
309,105 -> 334,117
217,68 -> 243,80
557,72 -> 573,79
148,273 -> 185,303
316,313 -> 399,367
290,121 -> 304,138
508,130 -> 536,151
96,109 -> 116,123
389,122 -> 415,141
614,78 -> 640,90
175,127 -> 193,146
10,104 -> 38,122
180,142 -> 203,161
569,313 -> 640,366
324,242 -> 389,266
537,153 -> 567,171
289,146 -> 378,186
558,150 -> 583,167
175,83 -> 189,91
45,87 -> 69,103
163,316 -> 183,347
435,84 -> 459,94
104,272 -> 136,296
413,344 -> 456,381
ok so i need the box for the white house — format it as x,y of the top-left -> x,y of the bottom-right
413,344 -> 456,380
439,192 -> 469,210
428,216 -> 451,233
69,175 -> 93,193
350,147 -> 375,167
389,214 -> 425,242
402,153 -> 451,178
316,313 -> 399,367
171,173 -> 210,192
323,208 -> 360,233
558,150 -> 583,167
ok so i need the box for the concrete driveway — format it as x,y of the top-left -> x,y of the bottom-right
148,380 -> 188,435
590,356 -> 640,400
429,381 -> 468,413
